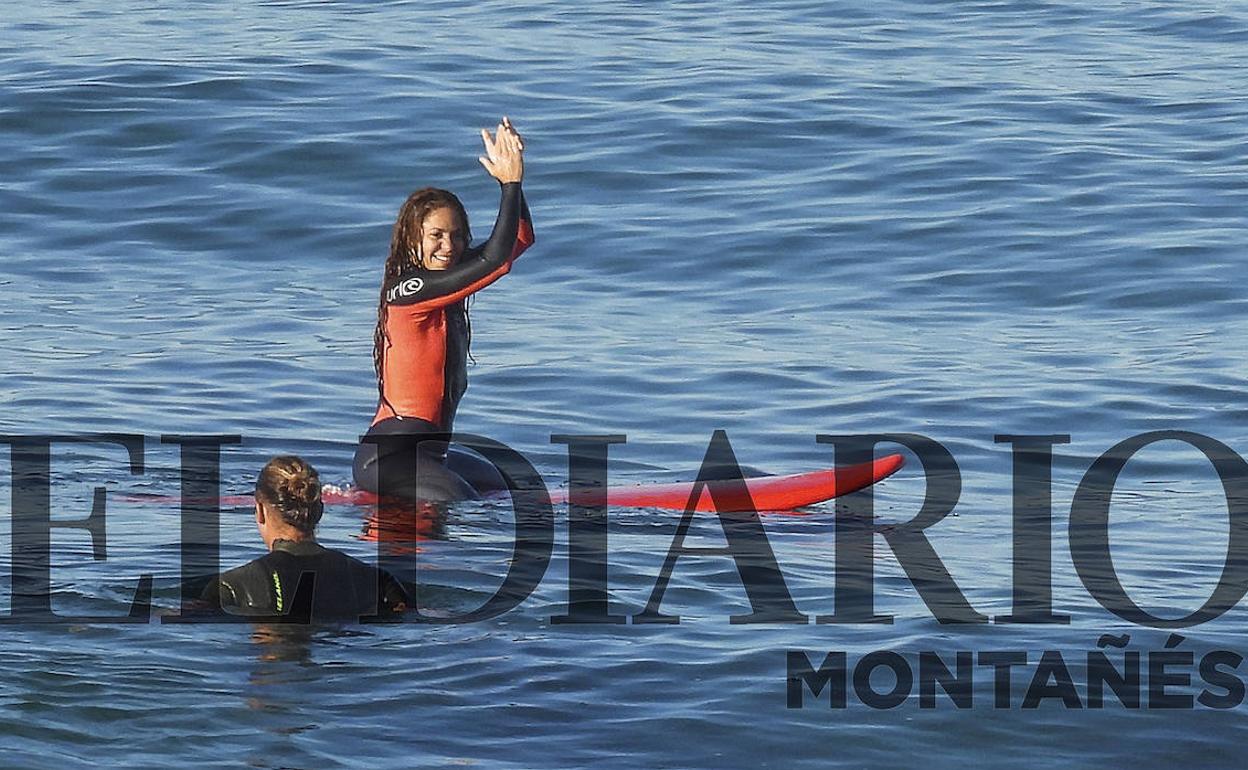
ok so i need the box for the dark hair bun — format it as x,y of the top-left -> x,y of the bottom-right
276,473 -> 319,510
255,455 -> 324,533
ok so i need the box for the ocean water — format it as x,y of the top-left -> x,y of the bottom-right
2,0 -> 1248,767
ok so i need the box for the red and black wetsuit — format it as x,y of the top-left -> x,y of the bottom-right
353,182 -> 533,499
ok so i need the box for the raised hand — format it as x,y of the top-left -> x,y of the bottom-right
478,116 -> 524,184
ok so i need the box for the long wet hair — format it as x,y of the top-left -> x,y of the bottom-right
373,188 -> 474,402
255,455 -> 324,535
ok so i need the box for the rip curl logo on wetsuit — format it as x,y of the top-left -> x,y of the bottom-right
386,277 -> 425,303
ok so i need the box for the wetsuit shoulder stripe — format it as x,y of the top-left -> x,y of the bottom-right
271,570 -> 283,613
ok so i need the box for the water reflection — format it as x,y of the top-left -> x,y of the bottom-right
357,499 -> 449,553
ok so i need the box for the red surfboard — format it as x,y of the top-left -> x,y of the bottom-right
124,454 -> 904,513
546,453 -> 905,512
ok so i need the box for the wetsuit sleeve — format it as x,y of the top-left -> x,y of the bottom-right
384,182 -> 534,311
200,576 -> 227,604
208,562 -> 277,614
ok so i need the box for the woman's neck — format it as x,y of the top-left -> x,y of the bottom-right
264,527 -> 314,550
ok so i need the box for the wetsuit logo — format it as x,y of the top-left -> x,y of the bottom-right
386,277 -> 425,302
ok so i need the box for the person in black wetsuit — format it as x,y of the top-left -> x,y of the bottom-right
202,455 -> 409,619
352,117 -> 533,502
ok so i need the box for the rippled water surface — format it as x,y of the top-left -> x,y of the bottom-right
3,1 -> 1248,767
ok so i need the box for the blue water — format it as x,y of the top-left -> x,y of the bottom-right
3,0 -> 1248,766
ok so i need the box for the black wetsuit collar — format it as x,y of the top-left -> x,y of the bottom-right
271,538 -> 324,556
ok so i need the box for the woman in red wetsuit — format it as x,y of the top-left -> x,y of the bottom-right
353,117 -> 534,500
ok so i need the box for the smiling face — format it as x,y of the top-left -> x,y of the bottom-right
418,206 -> 468,270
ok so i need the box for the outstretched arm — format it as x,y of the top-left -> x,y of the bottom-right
474,115 -> 534,260
386,118 -> 533,310
385,182 -> 528,308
